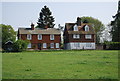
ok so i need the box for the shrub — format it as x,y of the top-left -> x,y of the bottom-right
104,42 -> 120,50
12,40 -> 29,52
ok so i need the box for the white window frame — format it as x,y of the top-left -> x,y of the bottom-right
27,34 -> 32,40
38,34 -> 42,40
50,34 -> 54,40
85,35 -> 92,39
27,43 -> 31,48
56,43 -> 59,48
50,43 -> 54,48
43,43 -> 47,48
85,25 -> 89,31
73,25 -> 78,31
73,34 -> 80,39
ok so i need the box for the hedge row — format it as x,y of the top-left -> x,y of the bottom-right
104,42 -> 120,50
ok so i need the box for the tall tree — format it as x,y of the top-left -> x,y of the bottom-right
81,17 -> 105,44
0,24 -> 16,49
37,5 -> 55,28
110,0 -> 120,42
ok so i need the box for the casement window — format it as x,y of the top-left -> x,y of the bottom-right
85,35 -> 92,39
50,43 -> 54,48
50,34 -> 54,40
38,34 -> 42,40
85,25 -> 89,31
56,43 -> 59,48
27,34 -> 32,40
86,43 -> 92,47
43,43 -> 47,48
73,34 -> 80,39
27,43 -> 31,48
73,25 -> 78,31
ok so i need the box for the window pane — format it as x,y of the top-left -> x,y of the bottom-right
85,35 -> 91,39
27,34 -> 31,40
50,35 -> 54,40
85,25 -> 89,31
27,43 -> 31,48
74,25 -> 78,31
73,34 -> 79,39
56,43 -> 59,48
50,43 -> 54,48
43,43 -> 47,48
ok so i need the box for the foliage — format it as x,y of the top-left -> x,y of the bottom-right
2,50 -> 118,79
104,42 -> 120,50
37,5 -> 55,28
81,16 -> 105,44
13,40 -> 29,52
110,0 -> 120,42
0,24 -> 16,50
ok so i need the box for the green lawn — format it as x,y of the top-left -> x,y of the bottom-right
2,50 -> 118,79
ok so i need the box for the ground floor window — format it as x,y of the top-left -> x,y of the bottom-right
43,43 -> 47,48
56,43 -> 59,48
27,43 -> 31,48
74,43 -> 80,48
86,43 -> 92,47
50,43 -> 54,48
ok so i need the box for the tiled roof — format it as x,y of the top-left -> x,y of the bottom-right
65,23 -> 95,34
18,28 -> 61,34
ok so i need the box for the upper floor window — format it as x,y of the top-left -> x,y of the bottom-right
85,25 -> 89,31
85,35 -> 92,39
50,34 -> 54,40
73,25 -> 78,31
27,34 -> 32,40
73,34 -> 80,39
38,34 -> 42,40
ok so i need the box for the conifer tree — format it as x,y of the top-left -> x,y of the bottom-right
111,0 -> 120,42
37,6 -> 55,28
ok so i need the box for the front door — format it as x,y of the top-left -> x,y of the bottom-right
38,43 -> 41,50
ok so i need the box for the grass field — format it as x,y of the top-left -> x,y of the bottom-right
2,50 -> 118,79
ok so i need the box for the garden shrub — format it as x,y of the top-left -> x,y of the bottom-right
12,40 -> 29,52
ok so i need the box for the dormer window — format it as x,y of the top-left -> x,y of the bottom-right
73,25 -> 78,31
85,25 -> 89,31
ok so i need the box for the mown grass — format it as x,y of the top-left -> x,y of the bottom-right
2,50 -> 118,79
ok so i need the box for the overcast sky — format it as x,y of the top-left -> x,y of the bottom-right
0,0 -> 118,30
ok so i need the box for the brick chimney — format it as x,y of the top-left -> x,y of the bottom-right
76,17 -> 81,26
31,23 -> 34,30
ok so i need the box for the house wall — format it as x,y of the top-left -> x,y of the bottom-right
19,34 -> 61,50
64,42 -> 95,50
64,34 -> 95,43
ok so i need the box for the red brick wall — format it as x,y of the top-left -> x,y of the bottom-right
19,34 -> 61,50
64,33 -> 95,43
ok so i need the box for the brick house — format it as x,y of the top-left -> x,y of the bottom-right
18,23 -> 61,50
63,17 -> 96,50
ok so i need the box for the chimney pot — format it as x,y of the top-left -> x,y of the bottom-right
77,17 -> 81,26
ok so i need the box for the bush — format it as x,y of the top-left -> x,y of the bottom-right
104,42 -> 120,50
12,40 -> 29,52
